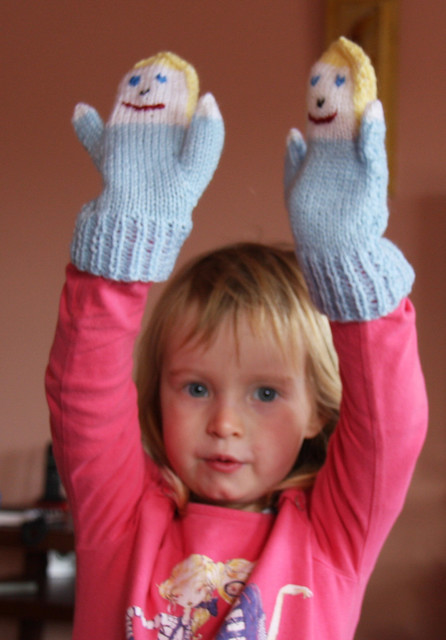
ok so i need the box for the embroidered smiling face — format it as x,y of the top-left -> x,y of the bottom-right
306,60 -> 355,140
306,37 -> 377,141
109,52 -> 198,126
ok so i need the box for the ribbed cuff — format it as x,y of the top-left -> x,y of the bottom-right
70,207 -> 191,282
297,239 -> 415,321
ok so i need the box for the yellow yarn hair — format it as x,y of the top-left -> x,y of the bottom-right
321,37 -> 377,122
133,52 -> 199,120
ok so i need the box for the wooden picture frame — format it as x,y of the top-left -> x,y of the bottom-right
325,0 -> 399,192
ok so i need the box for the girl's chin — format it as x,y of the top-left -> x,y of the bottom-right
190,492 -> 268,513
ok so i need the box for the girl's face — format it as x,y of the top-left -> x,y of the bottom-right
160,314 -> 322,511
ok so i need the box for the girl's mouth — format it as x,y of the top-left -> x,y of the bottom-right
204,456 -> 243,474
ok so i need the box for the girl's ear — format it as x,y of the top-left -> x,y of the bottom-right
304,412 -> 325,439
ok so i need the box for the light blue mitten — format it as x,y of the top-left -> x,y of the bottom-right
71,52 -> 224,282
285,37 -> 414,321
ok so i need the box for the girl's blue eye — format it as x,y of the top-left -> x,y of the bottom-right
335,74 -> 346,87
310,75 -> 320,87
187,383 -> 208,398
255,387 -> 277,403
156,73 -> 167,83
129,75 -> 141,87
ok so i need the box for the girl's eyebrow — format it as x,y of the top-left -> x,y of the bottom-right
249,375 -> 300,391
245,371 -> 293,383
165,367 -> 205,379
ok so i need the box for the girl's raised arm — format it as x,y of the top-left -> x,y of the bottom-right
46,53 -> 224,547
284,37 -> 427,578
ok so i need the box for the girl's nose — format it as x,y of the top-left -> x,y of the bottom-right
206,402 -> 243,438
317,97 -> 325,108
139,87 -> 150,96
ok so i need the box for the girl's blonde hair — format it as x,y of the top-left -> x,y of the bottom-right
137,243 -> 341,510
133,51 -> 199,120
321,36 -> 377,123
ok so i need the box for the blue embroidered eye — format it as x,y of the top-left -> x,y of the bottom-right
335,74 -> 346,87
156,73 -> 167,83
129,75 -> 141,87
310,75 -> 320,87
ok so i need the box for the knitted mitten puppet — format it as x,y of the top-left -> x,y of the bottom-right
71,52 -> 224,282
284,37 -> 413,321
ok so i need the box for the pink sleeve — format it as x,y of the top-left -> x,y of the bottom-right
45,265 -> 153,548
310,299 -> 428,578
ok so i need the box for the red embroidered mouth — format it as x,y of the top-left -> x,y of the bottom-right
308,111 -> 337,125
122,102 -> 166,111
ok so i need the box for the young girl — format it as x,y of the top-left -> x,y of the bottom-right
46,42 -> 427,640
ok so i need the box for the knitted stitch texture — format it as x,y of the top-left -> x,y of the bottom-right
70,52 -> 224,282
284,38 -> 414,321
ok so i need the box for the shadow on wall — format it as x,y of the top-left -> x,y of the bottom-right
415,194 -> 446,405
0,446 -> 47,506
357,562 -> 446,639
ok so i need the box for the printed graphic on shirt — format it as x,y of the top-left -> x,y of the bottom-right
126,553 -> 313,639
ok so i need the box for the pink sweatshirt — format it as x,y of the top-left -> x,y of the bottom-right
45,265 -> 428,640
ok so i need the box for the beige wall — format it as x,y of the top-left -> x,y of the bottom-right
1,1 -> 445,638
